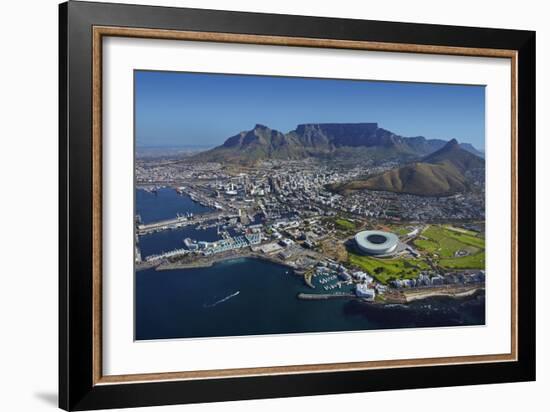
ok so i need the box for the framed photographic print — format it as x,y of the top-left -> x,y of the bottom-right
59,1 -> 536,410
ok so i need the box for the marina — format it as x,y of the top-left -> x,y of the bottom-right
136,257 -> 486,340
134,185 -> 486,340
136,187 -> 215,225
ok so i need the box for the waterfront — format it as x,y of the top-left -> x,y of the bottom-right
136,187 -> 213,224
135,257 -> 485,340
133,160 -> 488,340
133,73 -> 487,341
139,224 -> 219,258
135,184 -> 486,340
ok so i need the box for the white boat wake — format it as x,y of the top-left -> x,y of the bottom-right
203,291 -> 240,308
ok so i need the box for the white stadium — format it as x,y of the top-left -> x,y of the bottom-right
354,230 -> 399,256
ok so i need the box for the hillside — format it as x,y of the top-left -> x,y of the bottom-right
333,139 -> 484,197
192,124 -> 308,164
341,162 -> 468,196
422,138 -> 485,172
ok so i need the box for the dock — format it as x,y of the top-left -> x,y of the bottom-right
137,211 -> 222,235
297,292 -> 356,300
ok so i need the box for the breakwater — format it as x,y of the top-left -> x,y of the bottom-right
297,293 -> 356,300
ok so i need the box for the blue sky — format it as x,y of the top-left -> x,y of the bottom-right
135,70 -> 485,150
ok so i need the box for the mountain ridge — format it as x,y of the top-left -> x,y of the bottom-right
191,123 -> 483,164
330,138 -> 485,197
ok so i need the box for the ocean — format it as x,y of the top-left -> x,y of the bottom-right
136,257 -> 485,340
135,188 -> 485,340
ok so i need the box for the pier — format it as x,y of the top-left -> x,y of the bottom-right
297,292 -> 356,300
137,211 -> 223,235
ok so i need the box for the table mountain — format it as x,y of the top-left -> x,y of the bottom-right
191,123 -> 480,165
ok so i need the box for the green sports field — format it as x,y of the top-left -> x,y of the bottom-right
348,252 -> 430,284
414,225 -> 485,270
334,218 -> 356,231
438,252 -> 485,269
347,224 -> 484,284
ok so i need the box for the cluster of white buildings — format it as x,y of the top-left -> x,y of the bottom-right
183,232 -> 262,256
389,270 -> 486,289
340,187 -> 485,222
355,283 -> 375,300
315,261 -> 377,301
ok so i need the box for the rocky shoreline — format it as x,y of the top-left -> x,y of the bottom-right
383,284 -> 484,304
297,284 -> 484,305
154,251 -> 297,271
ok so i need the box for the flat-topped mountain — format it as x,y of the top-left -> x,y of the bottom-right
191,123 -> 482,165
333,139 -> 485,197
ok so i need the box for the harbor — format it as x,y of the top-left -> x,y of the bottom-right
137,211 -> 222,235
135,185 -> 486,306
131,71 -> 488,342
154,251 -> 298,271
136,257 -> 486,341
134,182 -> 486,341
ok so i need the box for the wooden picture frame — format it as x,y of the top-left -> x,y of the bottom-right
59,1 -> 535,410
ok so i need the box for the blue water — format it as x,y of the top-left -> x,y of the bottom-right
136,187 -> 264,257
135,187 -> 485,340
135,258 -> 485,340
139,225 -> 220,258
136,187 -> 213,224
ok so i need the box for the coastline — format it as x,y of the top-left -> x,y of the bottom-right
155,251 -> 298,271
140,251 -> 485,305
135,260 -> 161,271
297,284 -> 484,304
298,292 -> 355,300
400,284 -> 484,303
141,252 -> 485,306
